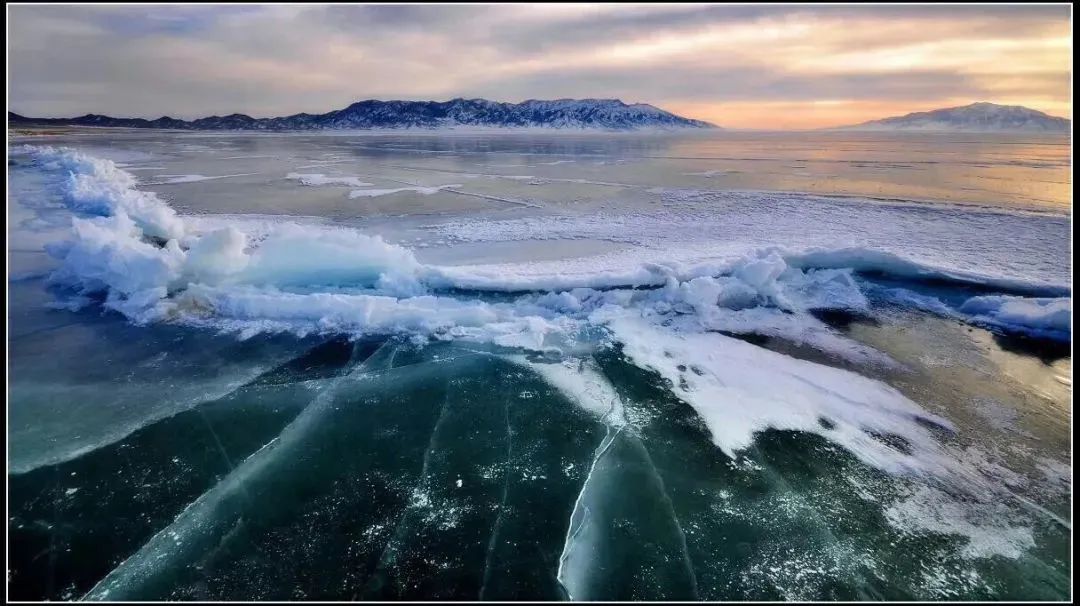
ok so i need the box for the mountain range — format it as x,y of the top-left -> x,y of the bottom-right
833,102 -> 1069,133
7,98 -> 716,131
10,100 -> 1069,133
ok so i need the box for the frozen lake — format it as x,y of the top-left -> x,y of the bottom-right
6,129 -> 1072,600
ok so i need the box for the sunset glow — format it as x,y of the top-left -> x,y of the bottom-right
8,4 -> 1073,129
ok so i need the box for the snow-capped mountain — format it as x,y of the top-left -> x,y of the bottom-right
9,98 -> 716,131
834,102 -> 1069,133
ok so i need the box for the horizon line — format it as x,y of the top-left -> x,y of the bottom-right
8,97 -> 1072,131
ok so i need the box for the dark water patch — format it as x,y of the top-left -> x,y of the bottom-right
991,332 -> 1072,365
249,336 -> 377,385
809,308 -> 881,330
678,375 -> 692,392
861,273 -> 1068,302
716,330 -> 770,347
864,430 -> 915,456
912,415 -> 958,439
712,330 -> 866,374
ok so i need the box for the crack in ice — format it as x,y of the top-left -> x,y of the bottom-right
555,422 -> 625,601
478,391 -> 514,599
635,439 -> 700,599
365,379 -> 452,591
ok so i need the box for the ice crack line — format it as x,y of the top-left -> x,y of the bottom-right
478,391 -> 515,599
749,443 -> 874,600
441,187 -> 544,209
555,422 -> 625,601
83,342 -> 394,600
1006,489 -> 1072,530
368,385 -> 452,582
636,441 -> 700,599
341,170 -> 540,207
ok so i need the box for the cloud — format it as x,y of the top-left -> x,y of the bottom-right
7,4 -> 1072,128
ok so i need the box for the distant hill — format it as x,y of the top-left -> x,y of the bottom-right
832,102 -> 1070,133
7,98 -> 717,131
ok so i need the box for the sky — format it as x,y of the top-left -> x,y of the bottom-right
7,3 -> 1073,129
